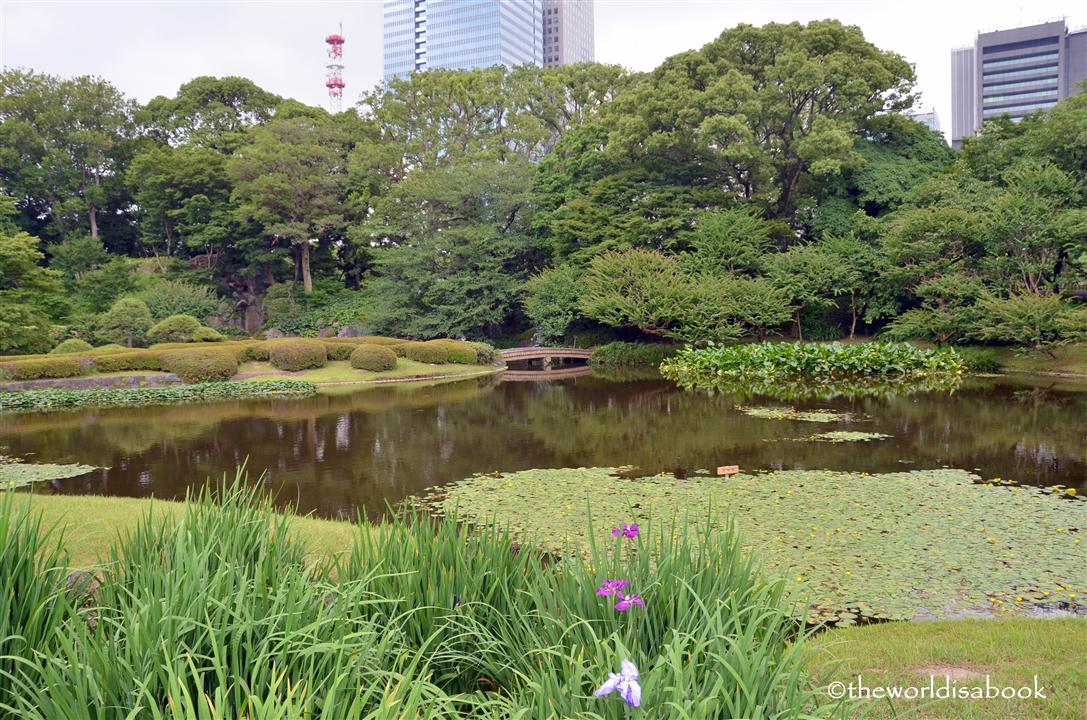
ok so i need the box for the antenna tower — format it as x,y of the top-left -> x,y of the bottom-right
325,23 -> 345,113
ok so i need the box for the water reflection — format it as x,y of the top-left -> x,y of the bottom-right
2,373 -> 1085,518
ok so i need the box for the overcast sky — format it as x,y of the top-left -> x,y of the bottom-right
1,0 -> 1083,141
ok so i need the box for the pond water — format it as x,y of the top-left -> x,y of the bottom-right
3,371 -> 1086,519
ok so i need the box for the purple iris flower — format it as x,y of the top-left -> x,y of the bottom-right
611,523 -> 640,539
595,659 -> 641,708
614,592 -> 645,612
595,579 -> 629,597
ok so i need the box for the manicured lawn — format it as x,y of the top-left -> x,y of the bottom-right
994,344 -> 1087,376
811,618 -> 1087,719
13,493 -> 359,568
236,359 -> 496,384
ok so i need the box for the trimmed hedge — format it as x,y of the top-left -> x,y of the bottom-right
468,341 -> 498,364
427,339 -> 478,364
349,344 -> 398,372
323,342 -> 357,361
0,380 -> 317,413
147,314 -> 204,343
266,339 -> 328,371
401,341 -> 449,364
0,357 -> 87,381
91,351 -> 165,374
162,348 -> 239,384
49,338 -> 94,355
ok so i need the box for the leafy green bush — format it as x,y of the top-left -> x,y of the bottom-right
90,351 -> 164,374
955,346 -> 1001,372
134,279 -> 220,322
146,314 -> 205,344
0,380 -> 317,412
266,339 -> 328,371
468,341 -> 498,364
161,348 -> 239,384
322,341 -> 358,361
661,341 -> 964,388
97,298 -> 153,348
401,341 -> 449,364
192,325 -> 225,342
425,339 -> 478,364
349,344 -> 398,372
88,343 -> 126,353
0,303 -> 54,356
590,342 -> 678,367
0,356 -> 85,381
48,338 -> 93,355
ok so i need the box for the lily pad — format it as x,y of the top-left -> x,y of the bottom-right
798,431 -> 892,443
424,467 -> 1087,624
0,461 -> 100,489
737,405 -> 854,423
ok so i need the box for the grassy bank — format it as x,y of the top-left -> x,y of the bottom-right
11,491 -> 1085,718
237,358 -> 496,385
1,484 -> 838,718
993,344 -> 1087,376
813,618 -> 1087,719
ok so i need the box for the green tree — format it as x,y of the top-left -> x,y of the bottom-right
138,76 -> 281,152
970,293 -> 1087,351
766,243 -> 846,340
97,297 -> 153,348
882,274 -> 984,345
228,117 -> 347,294
0,231 -> 67,354
680,208 -> 776,276
523,265 -> 583,344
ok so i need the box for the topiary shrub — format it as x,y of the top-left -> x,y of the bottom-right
97,298 -> 153,348
162,348 -> 238,383
349,344 -> 397,372
419,339 -> 476,364
49,338 -> 94,355
0,357 -> 84,381
467,341 -> 498,364
357,336 -> 408,347
88,343 -> 126,354
266,339 -> 328,371
192,326 -> 225,342
401,341 -> 449,364
91,351 -> 164,373
389,342 -> 411,358
323,341 -> 358,361
147,314 -> 205,344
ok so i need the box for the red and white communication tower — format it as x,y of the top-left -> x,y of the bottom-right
325,23 -> 345,113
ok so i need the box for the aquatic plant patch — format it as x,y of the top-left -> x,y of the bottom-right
428,467 -> 1086,624
675,373 -> 963,401
798,431 -> 892,443
0,461 -> 99,488
737,405 -> 856,422
0,380 -> 317,413
661,341 -> 965,390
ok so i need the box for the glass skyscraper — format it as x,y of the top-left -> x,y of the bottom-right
383,0 -> 545,82
951,19 -> 1087,147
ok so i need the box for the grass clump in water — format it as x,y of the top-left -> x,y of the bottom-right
0,473 -> 847,719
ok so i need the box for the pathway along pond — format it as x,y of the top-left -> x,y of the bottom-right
2,370 -> 1086,519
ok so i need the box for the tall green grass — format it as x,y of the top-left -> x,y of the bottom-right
1,476 -> 847,718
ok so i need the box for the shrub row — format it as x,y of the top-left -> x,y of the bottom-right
589,342 -> 679,367
0,380 -> 317,413
0,336 -> 491,382
660,341 -> 965,386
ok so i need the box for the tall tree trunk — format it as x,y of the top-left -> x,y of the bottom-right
795,308 -> 803,341
849,291 -> 858,340
89,205 -> 98,238
300,241 -> 313,294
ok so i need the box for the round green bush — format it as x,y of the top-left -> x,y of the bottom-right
323,341 -> 358,361
429,339 -> 478,364
266,339 -> 328,372
349,344 -> 398,372
91,350 -> 165,373
401,341 -> 449,364
49,338 -> 94,355
0,357 -> 84,381
192,325 -> 225,342
147,314 -> 205,344
468,341 -> 498,364
162,348 -> 238,384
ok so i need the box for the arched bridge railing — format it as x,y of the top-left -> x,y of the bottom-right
499,347 -> 593,364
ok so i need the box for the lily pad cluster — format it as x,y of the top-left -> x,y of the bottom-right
0,460 -> 100,489
426,467 -> 1086,624
797,431 -> 892,443
736,405 -> 855,423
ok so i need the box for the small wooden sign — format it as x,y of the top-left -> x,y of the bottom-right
717,465 -> 740,476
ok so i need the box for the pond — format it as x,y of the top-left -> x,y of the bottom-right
2,371 -> 1086,519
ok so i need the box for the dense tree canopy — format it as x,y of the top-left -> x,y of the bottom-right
1,18 -> 1085,353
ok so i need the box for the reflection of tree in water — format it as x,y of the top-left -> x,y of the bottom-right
3,373 -> 1085,518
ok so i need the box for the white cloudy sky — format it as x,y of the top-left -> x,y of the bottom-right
1,0 -> 1083,139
